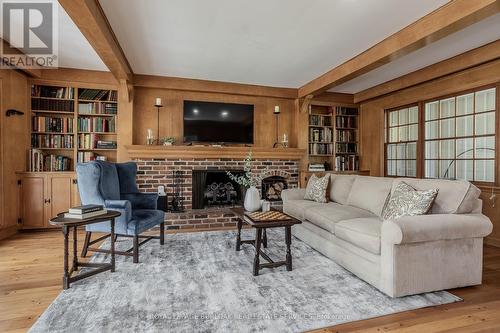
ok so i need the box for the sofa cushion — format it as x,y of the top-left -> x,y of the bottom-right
304,202 -> 374,233
392,178 -> 480,214
283,199 -> 324,220
346,176 -> 394,216
329,174 -> 356,205
335,218 -> 382,255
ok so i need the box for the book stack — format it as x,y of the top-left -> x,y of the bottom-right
64,204 -> 107,219
96,140 -> 117,149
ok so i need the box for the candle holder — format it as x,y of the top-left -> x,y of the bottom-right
153,99 -> 164,145
273,105 -> 284,148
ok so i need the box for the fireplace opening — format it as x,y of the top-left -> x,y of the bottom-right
261,176 -> 288,201
192,170 -> 245,209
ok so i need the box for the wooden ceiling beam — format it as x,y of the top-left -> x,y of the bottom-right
354,39 -> 500,103
298,0 -> 500,98
58,0 -> 133,82
133,74 -> 298,99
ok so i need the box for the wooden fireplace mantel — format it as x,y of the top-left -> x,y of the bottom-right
125,145 -> 306,160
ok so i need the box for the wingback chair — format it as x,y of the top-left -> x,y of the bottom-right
76,161 -> 165,263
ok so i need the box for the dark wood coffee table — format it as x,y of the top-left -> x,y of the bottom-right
230,207 -> 302,276
49,210 -> 121,289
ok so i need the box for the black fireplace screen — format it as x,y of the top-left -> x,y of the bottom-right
261,176 -> 288,201
192,170 -> 244,209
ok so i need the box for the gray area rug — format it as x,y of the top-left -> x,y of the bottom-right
30,229 -> 460,332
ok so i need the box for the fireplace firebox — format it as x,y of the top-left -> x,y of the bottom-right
192,170 -> 245,209
261,176 -> 288,201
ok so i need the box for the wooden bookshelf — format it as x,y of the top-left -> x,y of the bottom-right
29,84 -> 118,172
307,103 -> 359,172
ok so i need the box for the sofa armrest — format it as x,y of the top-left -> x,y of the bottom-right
281,188 -> 306,201
121,192 -> 158,210
382,213 -> 493,245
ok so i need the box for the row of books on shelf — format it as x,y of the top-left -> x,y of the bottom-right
31,134 -> 74,149
335,155 -> 359,172
336,129 -> 357,142
78,102 -> 117,115
32,116 -> 73,133
28,149 -> 71,172
309,127 -> 333,143
309,143 -> 333,155
77,117 -> 116,133
78,133 -> 117,149
31,86 -> 74,99
336,143 -> 358,154
309,114 -> 332,127
32,99 -> 74,112
78,89 -> 117,102
336,116 -> 357,128
77,151 -> 107,163
335,106 -> 358,116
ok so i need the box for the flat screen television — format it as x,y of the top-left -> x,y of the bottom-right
183,100 -> 254,144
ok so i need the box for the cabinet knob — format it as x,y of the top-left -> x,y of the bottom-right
44,198 -> 51,204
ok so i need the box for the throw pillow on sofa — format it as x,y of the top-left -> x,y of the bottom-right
304,174 -> 329,203
382,181 -> 438,220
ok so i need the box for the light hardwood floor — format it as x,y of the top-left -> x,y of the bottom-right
1,230 -> 500,333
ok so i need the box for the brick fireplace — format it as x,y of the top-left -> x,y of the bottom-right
133,155 -> 300,230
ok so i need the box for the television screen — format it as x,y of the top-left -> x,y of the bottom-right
183,100 -> 254,144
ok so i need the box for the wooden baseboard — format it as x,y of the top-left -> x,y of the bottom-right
485,237 -> 500,248
0,225 -> 19,241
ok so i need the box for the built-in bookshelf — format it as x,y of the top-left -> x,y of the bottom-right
28,84 -> 118,172
334,106 -> 359,172
307,104 -> 359,172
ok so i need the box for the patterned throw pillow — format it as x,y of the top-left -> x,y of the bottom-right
382,181 -> 438,220
304,174 -> 329,203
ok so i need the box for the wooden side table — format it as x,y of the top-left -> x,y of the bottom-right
230,207 -> 302,276
49,210 -> 121,289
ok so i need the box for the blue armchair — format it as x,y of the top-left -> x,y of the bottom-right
76,161 -> 165,263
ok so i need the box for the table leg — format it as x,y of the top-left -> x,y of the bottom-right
236,218 -> 242,251
253,228 -> 262,276
263,228 -> 268,248
62,226 -> 69,289
110,218 -> 115,273
285,226 -> 292,271
72,226 -> 78,272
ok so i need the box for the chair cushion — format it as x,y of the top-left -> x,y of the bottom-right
335,218 -> 382,255
392,178 -> 480,214
346,176 -> 394,217
127,209 -> 165,235
283,199 -> 324,220
329,174 -> 356,205
304,202 -> 374,234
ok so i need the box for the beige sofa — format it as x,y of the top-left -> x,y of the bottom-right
281,175 -> 493,297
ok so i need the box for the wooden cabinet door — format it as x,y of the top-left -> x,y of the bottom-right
21,176 -> 46,229
47,175 -> 73,223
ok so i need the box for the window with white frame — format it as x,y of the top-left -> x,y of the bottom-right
385,106 -> 419,177
424,87 -> 496,182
